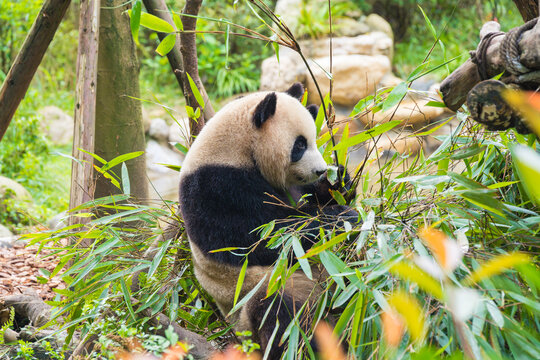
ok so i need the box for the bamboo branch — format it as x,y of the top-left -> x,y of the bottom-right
0,0 -> 71,142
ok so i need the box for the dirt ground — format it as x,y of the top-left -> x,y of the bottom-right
0,242 -> 64,301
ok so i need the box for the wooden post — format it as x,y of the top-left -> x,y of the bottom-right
0,0 -> 71,142
69,0 -> 100,225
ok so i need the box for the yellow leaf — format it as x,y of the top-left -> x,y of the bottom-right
418,227 -> 447,268
382,309 -> 405,348
466,252 -> 531,284
390,261 -> 444,300
387,291 -> 426,343
503,90 -> 540,137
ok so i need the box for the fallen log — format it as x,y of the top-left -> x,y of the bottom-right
0,295 -> 52,328
440,18 -> 540,111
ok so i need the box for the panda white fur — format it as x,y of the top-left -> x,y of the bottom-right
179,83 -> 357,358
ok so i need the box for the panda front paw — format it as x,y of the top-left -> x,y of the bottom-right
310,164 -> 356,205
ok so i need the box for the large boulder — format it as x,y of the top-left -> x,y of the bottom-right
0,176 -> 32,201
306,54 -> 391,106
357,90 -> 448,128
39,106 -> 73,145
148,118 -> 169,143
260,48 -> 306,92
298,31 -> 393,60
365,13 -> 394,40
260,32 -> 394,93
275,0 -> 370,39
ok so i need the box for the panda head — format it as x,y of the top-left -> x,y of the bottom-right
251,84 -> 327,189
180,83 -> 327,190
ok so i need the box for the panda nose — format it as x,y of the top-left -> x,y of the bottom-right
315,169 -> 325,177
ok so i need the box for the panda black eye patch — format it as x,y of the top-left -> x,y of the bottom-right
291,135 -> 307,162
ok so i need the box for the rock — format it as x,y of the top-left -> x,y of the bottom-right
306,54 -> 391,106
357,98 -> 446,128
38,106 -> 73,145
333,18 -> 370,37
275,0 -> 304,36
0,224 -> 14,248
259,48 -> 306,92
260,32 -> 393,93
365,13 -> 394,40
47,212 -> 68,231
298,32 -> 393,59
145,140 -> 184,200
368,131 -> 422,155
148,118 -> 170,143
0,176 -> 32,201
378,73 -> 404,89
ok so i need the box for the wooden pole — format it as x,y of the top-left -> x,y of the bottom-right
0,0 -> 71,142
69,0 -> 100,225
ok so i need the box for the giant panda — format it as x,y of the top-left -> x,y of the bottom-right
178,83 -> 358,359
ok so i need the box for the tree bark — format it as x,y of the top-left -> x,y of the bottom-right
93,0 -> 148,202
181,0 -> 215,141
142,0 -> 186,92
142,0 -> 215,141
512,0 -> 539,21
69,0 -> 100,226
0,0 -> 71,142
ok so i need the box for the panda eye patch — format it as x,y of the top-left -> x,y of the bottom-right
291,135 -> 307,162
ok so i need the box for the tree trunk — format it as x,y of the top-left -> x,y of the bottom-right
0,0 -> 71,142
512,0 -> 539,21
93,0 -> 148,202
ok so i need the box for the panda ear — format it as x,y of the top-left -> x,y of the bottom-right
306,104 -> 318,120
285,83 -> 304,101
253,92 -> 277,128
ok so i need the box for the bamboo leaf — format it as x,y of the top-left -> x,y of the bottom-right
466,252 -> 531,284
510,145 -> 540,206
382,82 -> 408,112
156,33 -> 176,56
332,120 -> 401,151
101,151 -> 144,172
229,274 -> 267,316
302,232 -> 349,259
186,72 -> 205,109
139,12 -> 175,33
129,1 -> 141,45
233,259 -> 248,309
292,236 -> 312,280
120,277 -> 136,322
172,13 -> 183,31
390,261 -> 444,300
387,291 -> 426,343
121,163 -> 130,196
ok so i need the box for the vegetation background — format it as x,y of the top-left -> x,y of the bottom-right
0,0 -> 538,359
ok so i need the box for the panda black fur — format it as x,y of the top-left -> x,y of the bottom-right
179,83 -> 357,358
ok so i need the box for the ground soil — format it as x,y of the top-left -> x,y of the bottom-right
0,242 -> 63,301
